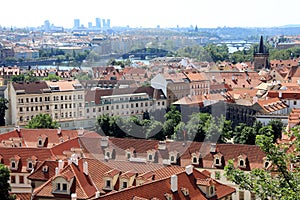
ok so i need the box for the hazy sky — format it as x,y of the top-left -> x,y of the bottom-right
1,0 -> 299,28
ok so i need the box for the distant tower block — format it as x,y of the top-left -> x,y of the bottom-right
74,19 -> 80,29
253,36 -> 269,71
96,18 -> 101,29
102,19 -> 107,29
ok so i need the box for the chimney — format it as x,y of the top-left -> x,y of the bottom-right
55,167 -> 59,175
171,175 -> 178,192
15,126 -> 20,133
95,191 -> 101,198
83,161 -> 88,175
58,160 -> 64,171
279,91 -> 282,98
71,193 -> 77,200
210,143 -> 217,153
57,127 -> 61,135
100,137 -> 109,147
158,141 -> 166,150
253,96 -> 258,104
185,165 -> 193,175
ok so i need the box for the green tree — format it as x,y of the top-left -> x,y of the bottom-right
25,114 -> 59,129
0,98 -> 8,126
218,116 -> 234,143
0,164 -> 16,200
268,119 -> 283,142
186,112 -> 211,142
163,106 -> 182,137
43,74 -> 62,81
225,127 -> 300,199
96,114 -> 111,136
233,123 -> 257,144
11,74 -> 25,82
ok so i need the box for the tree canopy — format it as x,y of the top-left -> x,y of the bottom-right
25,113 -> 59,129
0,98 -> 8,126
0,164 -> 16,200
225,127 -> 300,199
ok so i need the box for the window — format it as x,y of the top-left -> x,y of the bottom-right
11,161 -> 16,169
209,186 -> 215,196
239,191 -> 245,200
294,101 -> 297,105
106,180 -> 111,188
192,157 -> 198,164
148,154 -> 153,161
122,181 -> 128,189
38,139 -> 43,146
62,183 -> 67,191
126,153 -> 131,159
239,159 -> 245,167
11,176 -> 16,184
170,156 -> 175,162
28,161 -> 33,170
56,183 -> 61,191
19,175 -> 24,184
215,158 -> 220,165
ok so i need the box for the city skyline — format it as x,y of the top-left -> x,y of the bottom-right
1,0 -> 300,29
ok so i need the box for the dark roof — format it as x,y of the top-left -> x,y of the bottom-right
12,81 -> 49,94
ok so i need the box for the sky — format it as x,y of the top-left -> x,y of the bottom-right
1,0 -> 300,29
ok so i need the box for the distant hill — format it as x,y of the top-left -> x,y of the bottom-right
280,24 -> 300,28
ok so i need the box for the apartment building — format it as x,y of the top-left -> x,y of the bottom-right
5,80 -> 85,127
84,86 -> 167,122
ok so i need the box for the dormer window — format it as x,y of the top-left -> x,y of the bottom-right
11,161 -> 16,169
42,165 -> 49,173
238,154 -> 248,168
38,139 -> 43,146
147,149 -> 156,162
27,161 -> 33,170
104,148 -> 115,160
10,156 -> 20,170
191,152 -> 201,165
126,152 -> 131,160
239,159 -> 244,167
164,193 -> 173,200
169,151 -> 178,164
213,153 -> 223,167
52,176 -> 73,194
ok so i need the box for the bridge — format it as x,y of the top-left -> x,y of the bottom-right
121,48 -> 170,60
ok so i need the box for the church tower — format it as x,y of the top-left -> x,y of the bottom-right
253,36 -> 269,71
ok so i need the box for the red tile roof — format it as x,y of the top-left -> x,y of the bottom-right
97,169 -> 235,200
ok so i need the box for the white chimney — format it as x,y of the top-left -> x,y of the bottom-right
158,141 -> 166,150
58,160 -> 64,171
170,175 -> 178,192
279,91 -> 282,98
55,167 -> 59,175
185,165 -> 193,175
71,193 -> 77,200
253,96 -> 258,104
95,191 -> 101,198
83,161 -> 88,175
57,127 -> 61,135
100,137 -> 109,147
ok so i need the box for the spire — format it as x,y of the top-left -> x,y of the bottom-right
259,36 -> 265,53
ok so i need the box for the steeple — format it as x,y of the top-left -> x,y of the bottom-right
253,35 -> 269,71
258,35 -> 265,53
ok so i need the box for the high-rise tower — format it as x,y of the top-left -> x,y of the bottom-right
74,19 -> 80,29
96,18 -> 101,29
